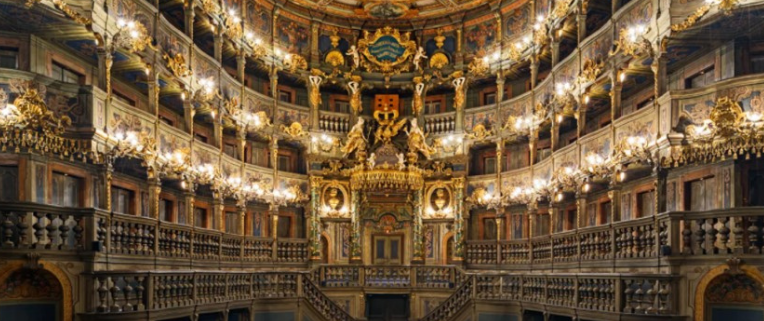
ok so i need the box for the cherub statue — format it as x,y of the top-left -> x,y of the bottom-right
413,46 -> 428,71
368,152 -> 376,168
340,118 -> 367,157
406,118 -> 437,160
346,45 -> 360,69
396,153 -> 406,170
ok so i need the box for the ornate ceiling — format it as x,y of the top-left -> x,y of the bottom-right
283,0 -> 495,25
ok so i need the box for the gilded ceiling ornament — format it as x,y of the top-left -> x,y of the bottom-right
429,52 -> 449,69
163,53 -> 192,78
373,106 -> 407,144
325,50 -> 345,67
356,27 -> 418,76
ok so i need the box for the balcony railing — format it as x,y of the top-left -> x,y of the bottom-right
0,202 -> 309,265
420,273 -> 678,321
465,207 -> 764,268
311,265 -> 464,289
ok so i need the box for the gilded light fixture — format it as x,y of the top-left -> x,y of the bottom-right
190,77 -> 221,104
504,103 -> 547,136
611,25 -> 653,58
613,135 -> 657,167
435,134 -> 463,153
223,9 -> 243,40
156,148 -> 192,178
270,184 -> 309,206
553,81 -> 577,118
311,133 -> 339,153
244,32 -> 267,58
582,151 -> 613,178
109,130 -> 155,161
224,96 -> 271,132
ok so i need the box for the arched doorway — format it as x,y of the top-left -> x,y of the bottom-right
0,267 -> 64,320
696,261 -> 764,321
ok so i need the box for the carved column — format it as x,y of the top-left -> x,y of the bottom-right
652,53 -> 668,98
349,188 -> 362,263
212,107 -> 223,148
270,204 -> 279,259
551,115 -> 560,152
213,190 -> 224,231
576,193 -> 587,229
147,69 -> 160,116
237,128 -> 246,162
148,175 -> 161,220
608,185 -> 621,224
184,5 -> 195,38
269,68 -> 279,116
213,28 -> 223,63
308,74 -> 323,130
96,49 -> 110,92
309,176 -> 323,261
236,51 -> 246,83
577,104 -> 587,138
237,204 -> 246,235
530,57 -> 540,89
551,38 -> 561,67
270,138 -> 279,180
100,162 -> 114,211
453,178 -> 465,261
455,25 -> 463,66
529,130 -> 539,165
577,0 -> 587,43
183,99 -> 195,134
610,68 -> 622,122
412,188 -> 424,264
310,22 -> 320,66
496,76 -> 505,103
527,205 -> 538,238
183,180 -> 195,226
453,77 -> 466,132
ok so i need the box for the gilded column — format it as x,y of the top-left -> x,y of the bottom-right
412,188 -> 424,263
213,190 -> 225,231
610,68 -> 622,121
349,188 -> 362,263
308,73 -> 323,130
530,56 -> 540,89
148,175 -> 161,220
270,204 -> 279,260
102,162 -> 113,211
309,176 -> 323,261
453,178 -> 465,261
310,22 -> 320,66
183,99 -> 195,134
184,4 -> 195,38
453,76 -> 466,132
213,28 -> 223,63
551,38 -> 561,66
652,53 -> 668,98
237,204 -> 246,235
183,179 -> 195,226
236,51 -> 246,83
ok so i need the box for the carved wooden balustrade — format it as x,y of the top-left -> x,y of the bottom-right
466,207 -> 764,268
107,212 -> 309,264
318,112 -> 350,133
420,273 -> 677,321
424,113 -> 456,134
312,265 -> 463,289
0,202 -> 105,253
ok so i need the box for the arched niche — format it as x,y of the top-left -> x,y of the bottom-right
0,260 -> 73,321
695,259 -> 764,321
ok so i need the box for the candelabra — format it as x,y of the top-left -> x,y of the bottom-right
611,24 -> 653,58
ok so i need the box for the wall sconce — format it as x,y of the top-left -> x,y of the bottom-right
311,134 -> 339,152
109,130 -> 155,160
244,32 -> 267,58
156,149 -> 192,177
583,151 -> 613,178
611,24 -> 653,58
223,9 -> 243,40
189,77 -> 221,104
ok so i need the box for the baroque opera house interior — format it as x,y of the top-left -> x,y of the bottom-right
4,0 -> 764,319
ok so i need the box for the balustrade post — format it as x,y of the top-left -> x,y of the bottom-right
145,273 -> 154,311
615,275 -> 624,312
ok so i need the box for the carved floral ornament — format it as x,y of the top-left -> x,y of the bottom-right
671,0 -> 739,33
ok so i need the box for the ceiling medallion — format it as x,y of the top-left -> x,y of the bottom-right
357,0 -> 418,19
357,26 -> 418,76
